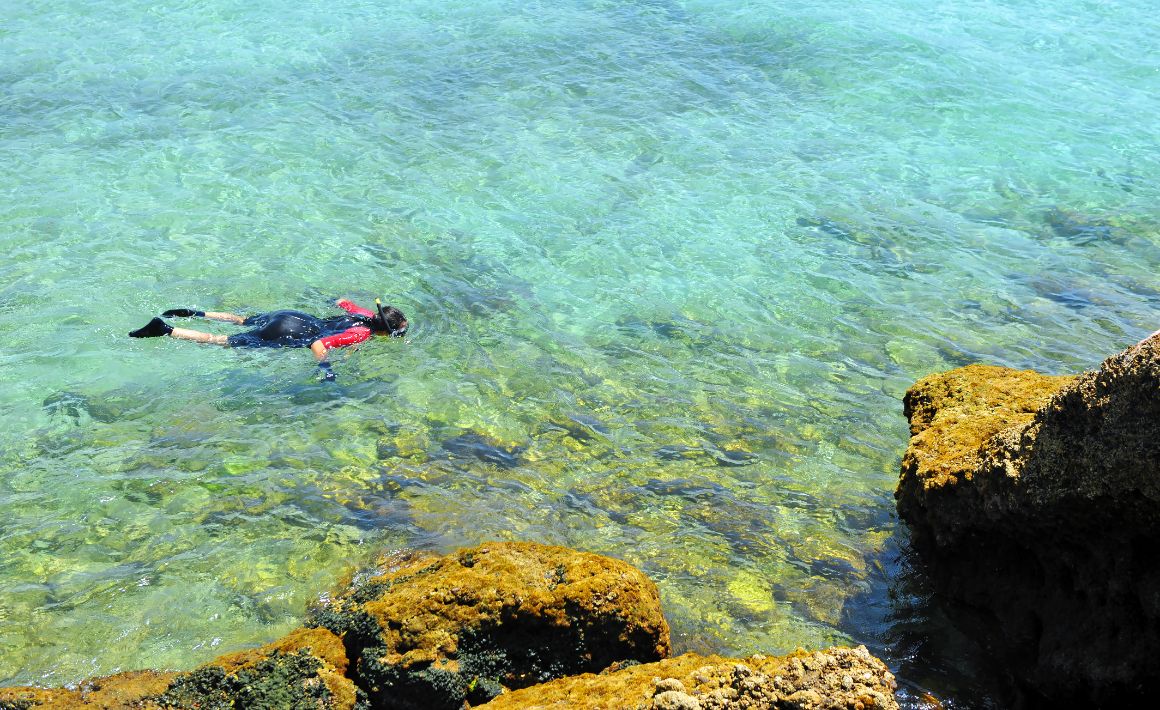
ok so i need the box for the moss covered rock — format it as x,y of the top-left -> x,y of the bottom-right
895,337 -> 1160,705
896,364 -> 1074,544
155,626 -> 359,710
309,541 -> 671,709
0,670 -> 177,709
479,647 -> 897,709
0,627 -> 357,710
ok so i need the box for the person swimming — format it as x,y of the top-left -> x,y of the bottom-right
129,298 -> 408,381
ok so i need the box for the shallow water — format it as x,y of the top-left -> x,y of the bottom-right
1,0 -> 1158,705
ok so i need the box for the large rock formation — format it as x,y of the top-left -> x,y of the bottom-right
896,337 -> 1160,705
480,647 -> 897,710
308,541 -> 672,709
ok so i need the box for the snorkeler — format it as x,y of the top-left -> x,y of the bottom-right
128,298 -> 408,382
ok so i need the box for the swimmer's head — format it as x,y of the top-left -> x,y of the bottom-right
372,299 -> 408,336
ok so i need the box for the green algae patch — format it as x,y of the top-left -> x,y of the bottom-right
309,541 -> 670,710
156,650 -> 345,710
164,627 -> 360,710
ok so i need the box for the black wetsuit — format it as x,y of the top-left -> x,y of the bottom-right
226,310 -> 371,349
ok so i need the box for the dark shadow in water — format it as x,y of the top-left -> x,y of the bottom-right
42,385 -> 161,424
840,527 -> 1015,710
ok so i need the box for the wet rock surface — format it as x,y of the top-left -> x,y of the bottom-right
896,337 -> 1160,705
480,647 -> 898,710
308,541 -> 672,709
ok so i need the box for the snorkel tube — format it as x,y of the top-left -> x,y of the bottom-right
375,298 -> 387,330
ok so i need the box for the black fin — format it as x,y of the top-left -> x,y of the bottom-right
129,317 -> 173,338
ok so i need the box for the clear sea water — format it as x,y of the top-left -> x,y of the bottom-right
1,0 -> 1157,705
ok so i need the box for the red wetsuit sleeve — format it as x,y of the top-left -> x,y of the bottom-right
317,326 -> 372,349
336,299 -> 376,318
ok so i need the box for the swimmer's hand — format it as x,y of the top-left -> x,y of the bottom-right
161,308 -> 205,318
318,361 -> 337,382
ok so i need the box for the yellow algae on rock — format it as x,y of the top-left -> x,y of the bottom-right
0,670 -> 178,709
309,540 -> 671,710
479,647 -> 897,709
896,363 -> 1072,534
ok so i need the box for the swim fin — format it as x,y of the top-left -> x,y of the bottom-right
129,317 -> 173,338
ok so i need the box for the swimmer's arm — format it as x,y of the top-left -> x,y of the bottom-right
313,327 -> 373,358
313,324 -> 371,364
310,327 -> 373,381
335,299 -> 376,318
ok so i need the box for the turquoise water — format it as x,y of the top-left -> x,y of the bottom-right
2,0 -> 1157,703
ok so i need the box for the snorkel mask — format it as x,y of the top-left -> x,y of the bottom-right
375,298 -> 408,336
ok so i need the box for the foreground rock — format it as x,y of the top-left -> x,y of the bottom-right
0,542 -> 902,709
896,338 -> 1160,705
308,541 -> 672,709
0,626 -> 357,709
481,647 -> 897,710
0,671 -> 177,709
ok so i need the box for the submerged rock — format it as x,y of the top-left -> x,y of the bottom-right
439,432 -> 525,468
653,444 -> 757,467
308,541 -> 671,709
543,413 -> 609,444
479,647 -> 898,709
42,391 -> 92,420
896,337 -> 1160,705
